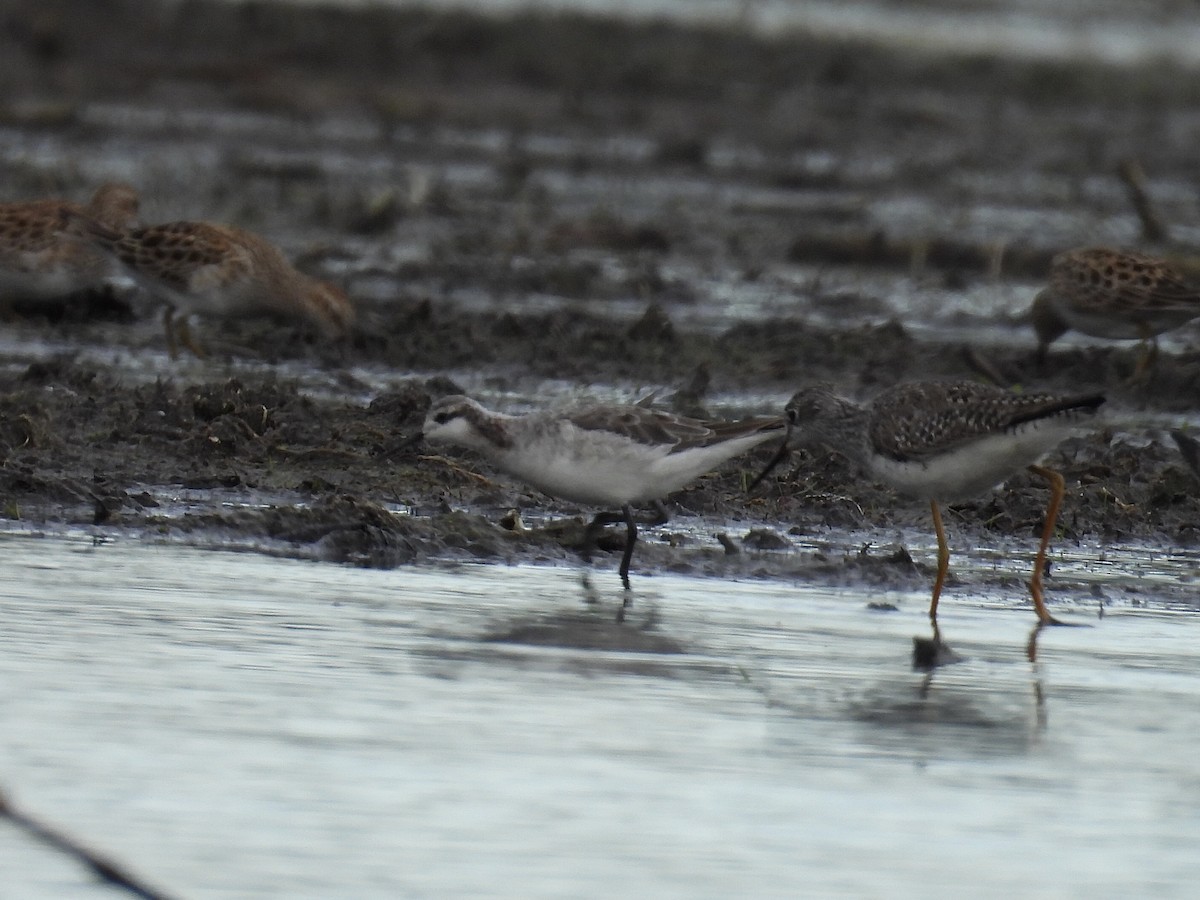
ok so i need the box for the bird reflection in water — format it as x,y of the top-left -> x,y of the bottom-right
912,622 -> 1049,730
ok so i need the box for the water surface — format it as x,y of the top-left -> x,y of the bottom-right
2,535 -> 1199,897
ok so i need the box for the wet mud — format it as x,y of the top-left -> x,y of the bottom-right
2,0 -> 1200,605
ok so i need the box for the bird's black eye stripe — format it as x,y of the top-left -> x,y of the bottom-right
433,412 -> 451,424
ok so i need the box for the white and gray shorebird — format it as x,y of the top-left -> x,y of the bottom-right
421,394 -> 786,592
751,381 -> 1105,626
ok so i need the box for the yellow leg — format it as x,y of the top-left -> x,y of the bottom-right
1026,620 -> 1045,664
162,307 -> 179,360
1145,338 -> 1159,374
1131,343 -> 1152,380
177,317 -> 206,359
1026,464 -> 1065,626
929,499 -> 949,624
1026,621 -> 1049,727
1130,327 -> 1159,381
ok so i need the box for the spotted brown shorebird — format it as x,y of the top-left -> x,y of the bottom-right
1031,247 -> 1200,376
0,182 -> 140,303
751,381 -> 1105,626
84,218 -> 355,358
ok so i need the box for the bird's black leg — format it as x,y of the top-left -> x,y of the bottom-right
583,506 -> 640,621
617,504 -> 638,591
616,504 -> 638,623
582,509 -> 627,566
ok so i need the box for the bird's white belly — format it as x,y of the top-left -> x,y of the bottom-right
0,266 -> 89,300
497,430 -> 772,508
502,441 -> 671,507
173,283 -> 259,318
869,420 -> 1075,502
1061,306 -> 1191,340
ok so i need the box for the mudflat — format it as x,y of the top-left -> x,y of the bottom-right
1,0 -> 1197,601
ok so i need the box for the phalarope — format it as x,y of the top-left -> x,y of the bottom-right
422,394 -> 786,593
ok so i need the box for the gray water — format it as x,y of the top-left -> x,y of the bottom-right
3,533 -> 1200,898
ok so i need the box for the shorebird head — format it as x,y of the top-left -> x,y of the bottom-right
1029,288 -> 1068,364
303,281 -> 356,339
87,182 -> 141,232
421,395 -> 513,451
747,383 -> 846,491
780,383 -> 849,428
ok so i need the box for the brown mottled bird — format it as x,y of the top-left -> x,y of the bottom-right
751,381 -> 1105,627
0,182 -> 140,302
86,219 -> 355,357
1031,247 -> 1200,374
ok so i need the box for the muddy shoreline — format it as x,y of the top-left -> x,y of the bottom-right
2,1 -> 1199,607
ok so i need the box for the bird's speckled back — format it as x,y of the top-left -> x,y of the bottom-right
867,381 -> 1103,462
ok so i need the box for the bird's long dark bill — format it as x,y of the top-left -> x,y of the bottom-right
747,431 -> 792,492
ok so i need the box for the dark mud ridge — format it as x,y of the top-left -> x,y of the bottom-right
1,348 -> 1194,601
2,0 -> 1200,604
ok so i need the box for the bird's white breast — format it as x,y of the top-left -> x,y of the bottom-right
493,422 -> 773,507
1059,304 -> 1191,340
868,418 -> 1077,502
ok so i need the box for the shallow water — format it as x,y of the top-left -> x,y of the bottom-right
3,534 -> 1200,898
